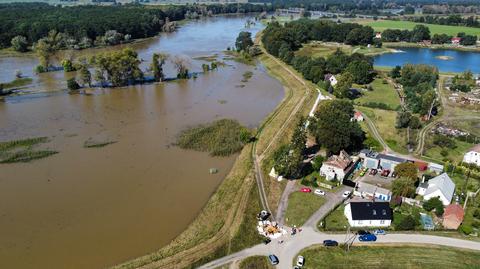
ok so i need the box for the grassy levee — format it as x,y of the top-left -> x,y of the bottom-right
239,256 -> 273,269
113,34 -> 313,269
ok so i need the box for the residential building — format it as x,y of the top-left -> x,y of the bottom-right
443,204 -> 465,230
428,162 -> 444,174
358,149 -> 407,171
451,37 -> 462,45
324,74 -> 338,86
416,173 -> 455,206
375,32 -> 382,39
344,201 -> 392,227
353,111 -> 364,122
320,150 -> 352,181
354,182 -> 392,202
463,144 -> 480,166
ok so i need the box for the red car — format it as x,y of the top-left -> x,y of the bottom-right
300,188 -> 312,193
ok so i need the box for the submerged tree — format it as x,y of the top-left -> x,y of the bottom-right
78,63 -> 92,87
151,53 -> 168,82
172,56 -> 190,79
90,48 -> 143,87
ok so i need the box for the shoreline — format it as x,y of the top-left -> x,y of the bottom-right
383,42 -> 480,53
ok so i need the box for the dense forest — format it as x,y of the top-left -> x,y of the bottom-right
0,2 -> 271,49
407,15 -> 480,28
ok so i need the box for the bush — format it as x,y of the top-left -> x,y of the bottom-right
361,102 -> 393,110
396,215 -> 416,230
460,224 -> 473,235
35,65 -> 46,73
311,155 -> 325,171
472,221 -> 480,229
474,209 -> 480,219
11,35 -> 28,52
423,197 -> 443,212
67,78 -> 80,91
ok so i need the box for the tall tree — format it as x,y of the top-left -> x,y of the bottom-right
394,163 -> 418,180
392,177 -> 416,198
334,72 -> 353,99
235,31 -> 253,52
308,99 -> 365,154
151,53 -> 168,82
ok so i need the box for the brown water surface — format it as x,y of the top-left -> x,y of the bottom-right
0,16 -> 283,269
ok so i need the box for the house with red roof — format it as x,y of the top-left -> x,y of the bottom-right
451,37 -> 462,45
443,204 -> 464,230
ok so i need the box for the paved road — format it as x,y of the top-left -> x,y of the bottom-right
275,180 -> 297,226
199,225 -> 480,269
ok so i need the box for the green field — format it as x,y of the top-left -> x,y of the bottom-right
285,191 -> 325,227
358,107 -> 409,154
239,256 -> 273,269
297,42 -> 393,58
424,138 -> 474,163
298,245 -> 480,269
365,20 -> 480,37
354,77 -> 401,110
318,204 -> 349,231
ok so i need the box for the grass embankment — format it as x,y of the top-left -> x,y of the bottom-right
363,19 -> 480,37
0,137 -> 58,163
176,119 -> 251,156
285,192 -> 325,227
239,256 -> 273,269
296,42 -> 394,58
256,51 -> 318,216
2,77 -> 33,89
297,244 -> 480,268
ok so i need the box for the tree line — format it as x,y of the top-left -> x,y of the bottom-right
407,14 -> 480,28
0,2 -> 271,50
381,25 -> 478,45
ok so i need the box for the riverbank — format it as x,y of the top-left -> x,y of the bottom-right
383,41 -> 480,53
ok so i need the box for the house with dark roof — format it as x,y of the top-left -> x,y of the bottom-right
344,201 -> 392,227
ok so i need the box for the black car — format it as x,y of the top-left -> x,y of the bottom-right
356,230 -> 370,235
323,240 -> 338,247
264,238 -> 271,245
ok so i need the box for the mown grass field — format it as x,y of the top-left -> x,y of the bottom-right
298,245 -> 480,269
423,138 -> 474,163
354,77 -> 401,110
285,191 -> 325,227
296,42 -> 393,58
318,204 -> 349,231
364,20 -> 480,37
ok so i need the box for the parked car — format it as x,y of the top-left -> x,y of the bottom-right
358,233 -> 377,242
369,169 -> 377,175
268,254 -> 279,265
381,169 -> 390,177
294,267 -> 301,269
323,240 -> 338,247
374,229 -> 386,235
342,191 -> 351,198
391,172 -> 397,178
264,238 -> 271,244
356,230 -> 370,235
314,189 -> 325,196
296,255 -> 305,267
300,188 -> 312,193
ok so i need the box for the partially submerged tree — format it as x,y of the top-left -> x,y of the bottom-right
172,56 -> 190,79
235,31 -> 254,52
151,53 -> 168,82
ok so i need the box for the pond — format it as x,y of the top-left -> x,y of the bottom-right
373,47 -> 480,73
0,15 -> 284,269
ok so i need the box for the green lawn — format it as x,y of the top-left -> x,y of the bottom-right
318,204 -> 349,231
239,256 -> 273,269
285,191 -> 325,227
297,245 -> 480,268
354,77 -> 401,110
424,138 -> 475,163
357,107 -> 409,154
365,20 -> 480,37
296,42 -> 351,58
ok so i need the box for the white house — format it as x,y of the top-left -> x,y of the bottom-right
325,74 -> 338,86
354,182 -> 392,202
463,144 -> 480,166
416,173 -> 455,206
375,32 -> 382,39
320,150 -> 352,181
344,201 -> 392,227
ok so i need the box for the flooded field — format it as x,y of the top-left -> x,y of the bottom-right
0,16 -> 284,269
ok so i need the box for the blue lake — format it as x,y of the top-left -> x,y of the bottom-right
373,47 -> 480,73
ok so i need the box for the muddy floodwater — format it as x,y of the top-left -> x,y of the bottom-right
0,16 -> 284,269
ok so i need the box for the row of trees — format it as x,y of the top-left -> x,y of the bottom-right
450,70 -> 476,92
381,26 -> 477,45
66,48 -> 194,89
408,14 -> 480,28
0,2 -> 272,50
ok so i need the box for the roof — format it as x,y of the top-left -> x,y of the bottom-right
349,202 -> 392,220
452,37 -> 462,41
377,153 -> 406,163
360,149 -> 379,159
323,150 -> 352,170
444,204 -> 464,221
354,111 -> 363,118
468,144 -> 480,153
425,173 -> 455,202
356,182 -> 391,196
